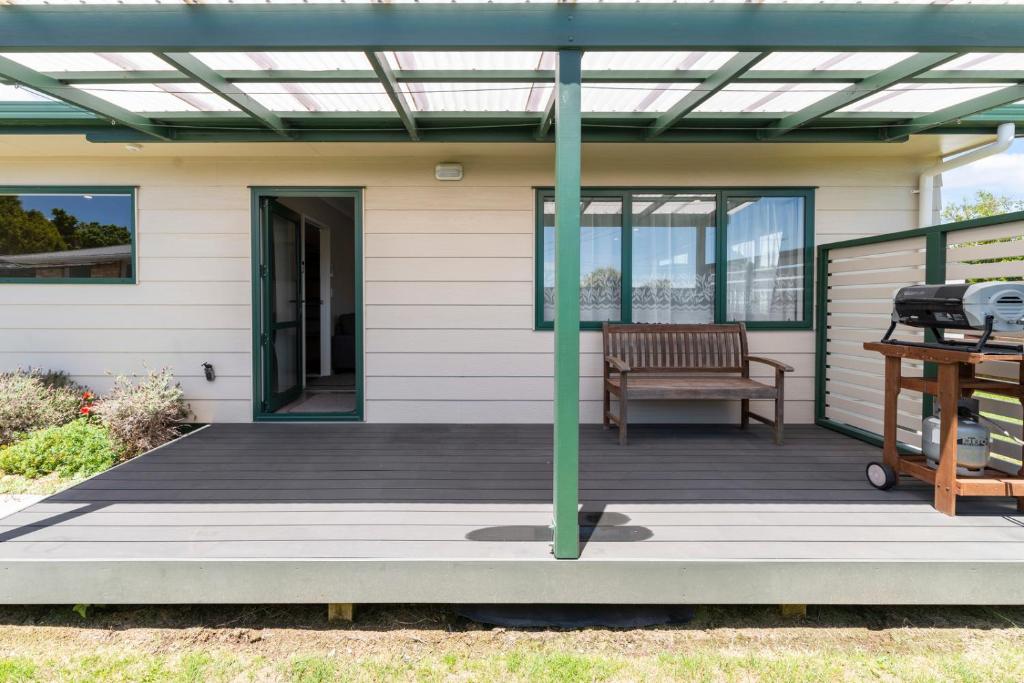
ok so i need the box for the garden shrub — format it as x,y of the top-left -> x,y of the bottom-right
95,369 -> 192,459
0,369 -> 83,447
0,419 -> 116,479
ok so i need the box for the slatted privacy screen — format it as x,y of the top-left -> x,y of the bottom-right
821,236 -> 927,448
946,219 -> 1024,474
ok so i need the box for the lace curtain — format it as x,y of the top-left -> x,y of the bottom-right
543,198 -> 622,322
631,194 -> 716,324
725,196 -> 805,322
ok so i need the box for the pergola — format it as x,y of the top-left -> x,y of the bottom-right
1,2 -> 1023,558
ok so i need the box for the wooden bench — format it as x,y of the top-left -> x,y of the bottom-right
602,322 -> 793,445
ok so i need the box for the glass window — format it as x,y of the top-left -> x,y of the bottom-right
536,188 -> 812,330
542,197 -> 622,324
725,195 -> 806,323
0,189 -> 135,282
632,193 -> 716,324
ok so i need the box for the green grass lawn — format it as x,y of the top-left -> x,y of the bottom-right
1,605 -> 1023,682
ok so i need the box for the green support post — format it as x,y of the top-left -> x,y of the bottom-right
552,49 -> 582,560
923,229 -> 948,417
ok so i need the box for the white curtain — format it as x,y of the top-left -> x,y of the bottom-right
725,196 -> 804,322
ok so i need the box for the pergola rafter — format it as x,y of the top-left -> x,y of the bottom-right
760,52 -> 960,139
365,52 -> 418,141
647,52 -> 765,139
156,52 -> 292,139
884,82 -> 1024,139
0,54 -> 170,140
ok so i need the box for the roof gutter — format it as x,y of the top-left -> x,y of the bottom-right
918,122 -> 1016,228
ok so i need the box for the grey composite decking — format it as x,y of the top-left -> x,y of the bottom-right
2,423 -> 1024,605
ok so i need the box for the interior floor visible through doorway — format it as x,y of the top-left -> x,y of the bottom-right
278,391 -> 356,414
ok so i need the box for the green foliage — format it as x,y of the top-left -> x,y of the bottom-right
69,225 -> 132,249
0,369 -> 83,447
942,190 -> 1024,223
72,604 -> 91,619
0,195 -> 131,257
0,419 -> 115,479
0,196 -> 64,255
95,369 -> 192,459
582,266 -> 621,289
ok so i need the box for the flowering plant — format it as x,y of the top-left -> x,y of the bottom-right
79,390 -> 96,419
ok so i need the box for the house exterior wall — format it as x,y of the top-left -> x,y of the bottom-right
0,139 -> 936,423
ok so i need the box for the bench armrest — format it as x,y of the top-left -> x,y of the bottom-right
747,356 -> 794,373
605,355 -> 631,373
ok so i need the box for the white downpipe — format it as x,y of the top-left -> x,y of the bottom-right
918,122 -> 1015,228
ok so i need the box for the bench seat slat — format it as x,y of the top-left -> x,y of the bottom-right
605,376 -> 777,400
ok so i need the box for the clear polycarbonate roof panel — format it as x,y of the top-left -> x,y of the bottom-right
940,53 -> 1024,70
582,52 -> 737,71
0,84 -> 51,102
752,52 -> 916,71
238,82 -> 394,112
72,83 -> 239,113
404,82 -> 551,112
192,52 -> 373,72
840,82 -> 1015,112
694,82 -> 849,113
0,53 -> 171,72
387,52 -> 550,71
582,83 -> 697,113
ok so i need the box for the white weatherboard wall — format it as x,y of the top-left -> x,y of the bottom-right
0,138 -> 941,423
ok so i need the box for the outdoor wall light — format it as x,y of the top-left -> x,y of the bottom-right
202,362 -> 216,382
435,162 -> 463,181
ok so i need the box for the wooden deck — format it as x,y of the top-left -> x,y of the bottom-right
2,423 -> 1024,605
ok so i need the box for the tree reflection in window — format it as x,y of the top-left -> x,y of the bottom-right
0,191 -> 134,282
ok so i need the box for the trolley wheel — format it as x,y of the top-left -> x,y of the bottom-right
866,461 -> 898,490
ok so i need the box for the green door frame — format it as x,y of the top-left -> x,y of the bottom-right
261,198 -> 304,413
552,49 -> 582,560
250,187 -> 364,422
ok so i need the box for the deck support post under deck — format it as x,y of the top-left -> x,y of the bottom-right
552,49 -> 583,560
328,603 -> 354,622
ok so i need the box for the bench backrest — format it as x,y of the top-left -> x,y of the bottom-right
602,322 -> 749,374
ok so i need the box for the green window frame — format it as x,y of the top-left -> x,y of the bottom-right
0,185 -> 137,284
534,187 -> 815,331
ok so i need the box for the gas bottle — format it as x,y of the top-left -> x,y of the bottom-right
921,398 -> 991,473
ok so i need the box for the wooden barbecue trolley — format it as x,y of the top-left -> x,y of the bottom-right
863,341 -> 1024,516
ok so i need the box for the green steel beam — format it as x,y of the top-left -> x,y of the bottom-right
648,52 -> 766,139
0,55 -> 170,140
761,52 -> 959,139
156,52 -> 291,139
536,90 -> 556,141
884,83 -> 1024,139
365,52 -> 418,141
22,107 -> 1017,126
2,5 -> 1024,52
22,68 -> 1024,86
552,48 -> 582,561
23,69 -> 1024,86
1,98 -> 1020,142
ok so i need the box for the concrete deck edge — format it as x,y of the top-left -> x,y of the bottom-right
1,558 -> 1022,605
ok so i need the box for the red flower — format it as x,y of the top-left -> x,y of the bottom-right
80,406 -> 92,416
82,391 -> 95,401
